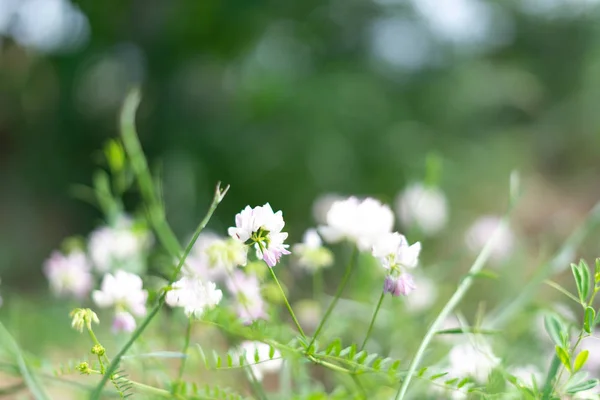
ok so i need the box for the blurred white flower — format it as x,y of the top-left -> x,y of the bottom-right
166,276 -> 222,318
89,217 -> 151,273
236,341 -> 283,382
229,203 -> 290,267
292,229 -> 334,272
465,215 -> 514,262
318,197 -> 394,251
112,311 -> 136,334
43,250 -> 93,299
579,334 -> 600,372
510,364 -> 543,387
312,193 -> 345,225
395,183 -> 448,236
404,274 -> 437,312
93,270 -> 147,317
185,233 -> 248,281
448,339 -> 501,382
226,271 -> 268,324
372,232 -> 421,270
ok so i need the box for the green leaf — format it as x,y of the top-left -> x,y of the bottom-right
445,378 -> 459,386
566,379 -> 599,394
555,346 -> 571,372
268,345 -> 275,360
580,259 -> 592,302
325,338 -> 342,356
417,367 -> 428,377
435,327 -> 501,335
574,350 -> 589,372
430,372 -> 448,381
544,313 -> 567,347
584,307 -> 595,334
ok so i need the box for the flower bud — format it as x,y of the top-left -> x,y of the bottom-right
91,344 -> 105,356
383,274 -> 416,297
70,308 -> 99,332
76,362 -> 92,375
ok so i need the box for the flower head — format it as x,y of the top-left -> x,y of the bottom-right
383,274 -> 416,296
372,232 -> 421,270
236,341 -> 282,382
228,203 -> 291,267
93,270 -> 148,317
292,229 -> 334,272
88,216 -> 151,273
319,197 -> 394,251
70,308 -> 99,333
166,276 -> 223,318
112,311 -> 136,333
226,271 -> 268,324
395,183 -> 448,236
185,233 -> 248,280
43,250 -> 93,299
448,339 -> 501,382
465,215 -> 514,263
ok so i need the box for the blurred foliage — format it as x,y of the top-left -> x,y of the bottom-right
2,0 -> 600,289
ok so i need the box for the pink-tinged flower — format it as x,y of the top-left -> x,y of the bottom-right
383,274 -> 416,296
93,270 -> 148,317
165,276 -> 223,318
318,197 -> 394,251
185,233 -> 248,281
226,271 -> 268,324
372,232 -> 421,270
395,183 -> 448,236
228,203 -> 291,267
43,250 -> 93,299
112,311 -> 136,333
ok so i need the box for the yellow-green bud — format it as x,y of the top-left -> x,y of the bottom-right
76,362 -> 92,375
69,308 -> 99,333
91,344 -> 105,356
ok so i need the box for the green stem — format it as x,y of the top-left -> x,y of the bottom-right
308,246 -> 357,349
245,364 -> 269,400
90,182 -> 228,399
360,291 -> 385,351
313,269 -> 323,301
394,211 -> 514,400
175,317 -> 193,388
267,266 -> 306,338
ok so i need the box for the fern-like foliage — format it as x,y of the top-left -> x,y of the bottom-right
111,368 -> 134,398
195,343 -> 283,372
175,381 -> 249,400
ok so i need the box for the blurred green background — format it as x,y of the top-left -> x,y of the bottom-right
2,0 -> 600,292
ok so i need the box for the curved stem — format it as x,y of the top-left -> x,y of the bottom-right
360,291 -> 385,351
175,317 -> 193,388
267,267 -> 306,338
309,246 -> 358,349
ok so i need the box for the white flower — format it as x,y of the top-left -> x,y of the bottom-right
312,193 -> 345,225
43,250 -> 93,299
579,334 -> 600,372
112,311 -> 136,333
318,197 -> 394,251
93,270 -> 148,317
228,203 -> 291,267
372,232 -> 421,269
236,341 -> 282,382
292,229 -> 334,272
88,217 -> 151,273
395,183 -> 448,236
185,233 -> 247,281
465,215 -> 514,262
448,339 -> 501,383
226,271 -> 268,324
166,276 -> 222,318
404,274 -> 437,312
510,364 -> 543,387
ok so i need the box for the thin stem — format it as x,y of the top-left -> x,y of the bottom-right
309,246 -> 358,349
267,266 -> 306,338
313,269 -> 323,301
394,211 -> 514,400
360,291 -> 385,351
91,182 -> 228,399
175,317 -> 193,387
245,364 -> 269,400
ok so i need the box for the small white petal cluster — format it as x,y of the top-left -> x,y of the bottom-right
226,271 -> 268,324
448,339 -> 501,383
93,270 -> 148,317
43,250 -> 94,299
465,215 -> 514,262
166,275 -> 223,319
292,229 -> 334,272
88,217 -> 151,273
228,203 -> 291,267
319,197 -> 394,251
236,341 -> 283,382
185,233 -> 248,281
395,183 -> 448,236
372,232 -> 421,297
